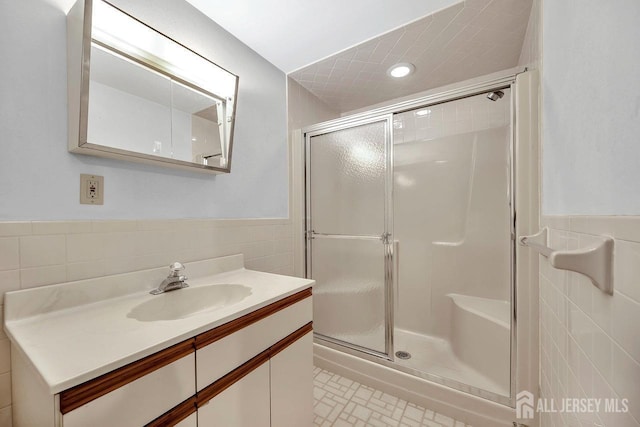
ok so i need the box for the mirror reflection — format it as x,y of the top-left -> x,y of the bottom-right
171,81 -> 226,168
88,44 -> 173,159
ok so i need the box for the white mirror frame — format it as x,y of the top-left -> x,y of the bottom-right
67,0 -> 239,174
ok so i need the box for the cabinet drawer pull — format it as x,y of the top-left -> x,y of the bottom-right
60,338 -> 195,414
195,288 -> 312,349
145,396 -> 197,427
270,322 -> 313,357
197,349 -> 271,407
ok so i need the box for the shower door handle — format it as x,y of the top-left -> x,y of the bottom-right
393,240 -> 399,303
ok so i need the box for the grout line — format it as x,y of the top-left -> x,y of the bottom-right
313,366 -> 469,427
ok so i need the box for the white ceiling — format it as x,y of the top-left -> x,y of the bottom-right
184,0 -> 462,73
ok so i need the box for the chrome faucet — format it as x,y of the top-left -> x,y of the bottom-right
150,262 -> 189,295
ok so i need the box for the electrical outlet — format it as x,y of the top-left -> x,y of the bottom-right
87,179 -> 98,199
80,174 -> 104,205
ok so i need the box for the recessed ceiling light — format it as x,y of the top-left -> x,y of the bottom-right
415,109 -> 431,116
387,63 -> 415,78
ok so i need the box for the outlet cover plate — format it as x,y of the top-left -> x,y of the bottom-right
80,174 -> 104,205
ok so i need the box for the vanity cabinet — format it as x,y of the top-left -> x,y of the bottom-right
12,288 -> 312,427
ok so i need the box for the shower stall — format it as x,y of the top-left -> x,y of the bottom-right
303,71 -> 536,416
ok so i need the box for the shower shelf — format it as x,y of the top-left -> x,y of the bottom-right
519,227 -> 614,295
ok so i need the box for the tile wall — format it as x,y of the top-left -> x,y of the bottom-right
517,0 -> 539,68
287,77 -> 339,133
0,218 -> 294,425
393,88 -> 510,144
539,217 -> 640,427
289,0 -> 532,113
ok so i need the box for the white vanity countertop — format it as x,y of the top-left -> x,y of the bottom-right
4,255 -> 314,394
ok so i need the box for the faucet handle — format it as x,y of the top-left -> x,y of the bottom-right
168,262 -> 185,276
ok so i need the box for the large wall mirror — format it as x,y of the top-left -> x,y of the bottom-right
67,0 -> 239,173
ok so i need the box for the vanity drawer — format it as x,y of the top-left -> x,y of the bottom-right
61,343 -> 195,427
195,289 -> 312,391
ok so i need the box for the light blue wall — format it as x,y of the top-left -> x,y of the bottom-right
0,0 -> 288,220
542,0 -> 640,215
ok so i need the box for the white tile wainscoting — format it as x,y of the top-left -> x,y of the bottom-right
0,218 -> 294,425
539,216 -> 640,427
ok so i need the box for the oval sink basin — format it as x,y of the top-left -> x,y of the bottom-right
128,284 -> 252,321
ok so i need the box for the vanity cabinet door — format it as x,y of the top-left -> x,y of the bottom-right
61,352 -> 195,427
270,331 -> 314,427
197,362 -> 270,427
174,412 -> 197,427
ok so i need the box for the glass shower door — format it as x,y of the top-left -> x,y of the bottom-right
392,89 -> 514,402
306,117 -> 392,357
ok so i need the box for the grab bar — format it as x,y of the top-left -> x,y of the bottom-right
519,227 -> 614,295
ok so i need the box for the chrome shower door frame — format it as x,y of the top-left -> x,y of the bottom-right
303,70 -> 521,408
304,114 -> 395,361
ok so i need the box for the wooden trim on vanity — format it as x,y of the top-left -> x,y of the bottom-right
60,339 -> 195,414
145,396 -> 197,427
270,321 -> 313,357
197,348 -> 271,406
196,322 -> 313,407
194,287 -> 312,349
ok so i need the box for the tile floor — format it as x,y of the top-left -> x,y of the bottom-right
313,367 -> 472,427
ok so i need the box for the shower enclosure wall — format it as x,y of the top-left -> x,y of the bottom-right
392,90 -> 513,400
302,70 -> 539,423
